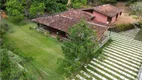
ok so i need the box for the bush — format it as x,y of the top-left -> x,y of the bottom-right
126,0 -> 136,6
8,16 -> 24,23
45,2 -> 66,13
136,21 -> 142,28
112,23 -> 134,32
0,22 -> 8,35
71,0 -> 88,9
72,2 -> 82,9
100,0 -> 117,4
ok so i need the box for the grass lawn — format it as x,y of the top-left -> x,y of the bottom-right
2,19 -> 65,80
135,28 -> 142,41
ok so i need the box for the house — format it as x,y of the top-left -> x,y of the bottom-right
32,10 -> 109,41
82,4 -> 123,24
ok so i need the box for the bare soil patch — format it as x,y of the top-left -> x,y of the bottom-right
114,2 -> 139,25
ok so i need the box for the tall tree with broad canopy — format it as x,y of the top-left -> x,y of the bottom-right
6,0 -> 45,21
61,20 -> 99,77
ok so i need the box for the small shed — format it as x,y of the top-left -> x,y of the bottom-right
83,4 -> 123,24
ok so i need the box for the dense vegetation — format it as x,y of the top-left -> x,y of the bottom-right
0,0 -> 140,22
111,23 -> 134,32
61,21 -> 99,78
0,49 -> 31,80
129,2 -> 142,17
0,20 -> 8,37
1,0 -> 142,80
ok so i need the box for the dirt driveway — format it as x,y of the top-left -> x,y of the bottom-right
114,2 -> 139,25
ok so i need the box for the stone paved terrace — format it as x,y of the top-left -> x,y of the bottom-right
72,32 -> 142,80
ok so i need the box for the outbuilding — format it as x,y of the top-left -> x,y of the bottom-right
83,4 -> 123,24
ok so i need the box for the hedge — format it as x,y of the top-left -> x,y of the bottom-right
111,23 -> 135,32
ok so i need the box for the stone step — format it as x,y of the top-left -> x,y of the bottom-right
90,61 -> 122,80
105,46 -> 142,62
112,38 -> 142,47
79,70 -> 98,80
88,64 -> 114,80
111,36 -> 142,46
102,56 -> 138,72
85,68 -> 107,80
92,59 -> 135,80
79,70 -> 91,80
109,43 -> 142,56
80,70 -> 91,78
105,47 -> 142,63
84,68 -> 101,80
110,32 -> 142,44
76,74 -> 86,80
103,59 -> 138,76
90,60 -> 125,80
103,50 -> 140,68
112,41 -> 142,51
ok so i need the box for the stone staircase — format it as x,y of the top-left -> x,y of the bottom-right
73,32 -> 142,80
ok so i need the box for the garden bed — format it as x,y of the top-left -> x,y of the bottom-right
110,23 -> 135,32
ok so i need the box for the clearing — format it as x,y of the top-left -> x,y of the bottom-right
2,19 -> 64,80
114,2 -> 139,24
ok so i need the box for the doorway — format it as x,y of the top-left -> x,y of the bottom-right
107,17 -> 112,23
116,14 -> 118,20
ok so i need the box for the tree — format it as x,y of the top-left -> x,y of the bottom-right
29,2 -> 45,18
0,49 -> 11,80
0,21 -> 8,36
0,0 -> 7,10
0,48 -> 31,80
6,0 -> 24,21
67,0 -> 71,6
5,0 -> 46,21
62,20 -> 98,77
129,2 -> 142,17
44,0 -> 66,13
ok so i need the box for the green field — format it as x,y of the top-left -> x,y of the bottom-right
2,19 -> 64,80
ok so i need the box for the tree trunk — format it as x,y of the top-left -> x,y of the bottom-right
67,0 -> 71,6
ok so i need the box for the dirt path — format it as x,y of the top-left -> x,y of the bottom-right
114,2 -> 139,24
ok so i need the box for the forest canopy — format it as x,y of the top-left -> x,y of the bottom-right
0,0 -> 140,21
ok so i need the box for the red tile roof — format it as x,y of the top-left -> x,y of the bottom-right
32,10 -> 108,40
94,4 -> 122,17
82,4 -> 122,17
32,10 -> 92,33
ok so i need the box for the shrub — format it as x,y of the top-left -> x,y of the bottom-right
45,2 -> 66,13
129,2 -> 142,16
100,0 -> 117,4
112,23 -> 134,32
126,0 -> 136,6
72,2 -> 82,9
137,21 -> 142,28
0,22 -> 8,35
